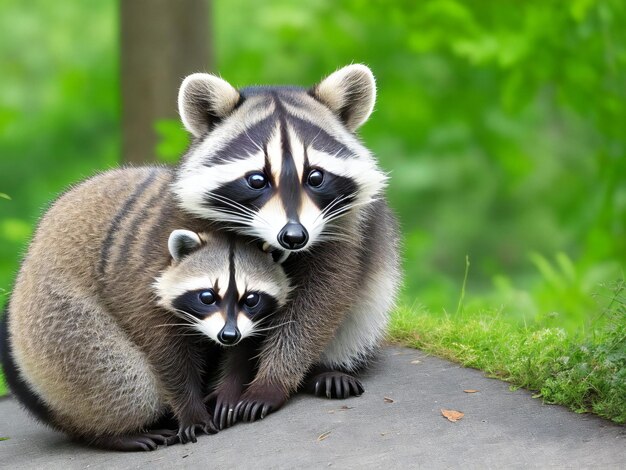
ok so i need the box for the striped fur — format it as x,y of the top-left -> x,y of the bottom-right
2,167 -> 289,447
173,65 -> 401,410
174,69 -> 387,252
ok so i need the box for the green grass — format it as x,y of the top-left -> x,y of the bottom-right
388,284 -> 626,424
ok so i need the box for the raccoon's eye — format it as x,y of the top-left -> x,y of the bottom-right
247,172 -> 268,190
199,290 -> 216,305
307,169 -> 324,187
243,292 -> 260,308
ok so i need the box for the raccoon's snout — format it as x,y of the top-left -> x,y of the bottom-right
278,223 -> 309,250
218,325 -> 241,345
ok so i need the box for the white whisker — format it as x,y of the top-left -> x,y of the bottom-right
206,193 -> 258,218
206,193 -> 272,228
208,193 -> 264,221
250,319 -> 295,335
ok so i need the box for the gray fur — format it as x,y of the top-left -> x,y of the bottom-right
174,65 -> 401,403
5,167 -> 288,443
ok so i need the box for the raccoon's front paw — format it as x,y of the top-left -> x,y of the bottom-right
177,412 -> 218,444
205,382 -> 243,430
306,371 -> 365,399
234,382 -> 288,423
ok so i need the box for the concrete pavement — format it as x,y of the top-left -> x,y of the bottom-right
0,347 -> 624,469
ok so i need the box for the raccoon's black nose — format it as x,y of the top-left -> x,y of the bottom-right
278,223 -> 309,250
218,326 -> 241,345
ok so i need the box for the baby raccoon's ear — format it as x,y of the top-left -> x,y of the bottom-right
168,229 -> 203,262
178,73 -> 240,137
311,64 -> 376,132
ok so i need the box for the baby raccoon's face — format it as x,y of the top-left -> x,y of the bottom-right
154,230 -> 290,346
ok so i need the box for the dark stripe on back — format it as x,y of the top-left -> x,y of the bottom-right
113,175 -> 169,270
98,170 -> 157,278
141,190 -> 176,260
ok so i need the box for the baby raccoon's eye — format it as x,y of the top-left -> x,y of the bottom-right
199,290 -> 216,305
307,169 -> 324,187
247,172 -> 268,190
243,292 -> 260,308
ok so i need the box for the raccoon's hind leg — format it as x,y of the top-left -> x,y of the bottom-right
82,409 -> 179,451
86,429 -> 179,452
302,365 -> 364,399
8,292 -> 169,449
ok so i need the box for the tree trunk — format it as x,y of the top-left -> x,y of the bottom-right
121,0 -> 210,164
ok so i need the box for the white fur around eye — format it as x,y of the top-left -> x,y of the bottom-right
306,148 -> 388,205
153,272 -> 228,309
173,154 -> 266,220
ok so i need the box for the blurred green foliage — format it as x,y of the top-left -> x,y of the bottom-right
1,0 -> 625,333
0,0 -> 119,307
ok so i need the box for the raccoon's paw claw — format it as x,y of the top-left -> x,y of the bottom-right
234,382 -> 288,423
236,400 -> 269,422
206,392 -> 239,430
147,428 -> 179,446
89,429 -> 178,452
177,418 -> 218,444
178,425 -> 197,444
309,372 -> 365,399
205,385 -> 243,430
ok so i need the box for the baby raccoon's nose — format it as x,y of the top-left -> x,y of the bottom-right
278,223 -> 309,250
218,325 -> 241,345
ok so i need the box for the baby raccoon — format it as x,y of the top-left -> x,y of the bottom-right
0,167 -> 289,451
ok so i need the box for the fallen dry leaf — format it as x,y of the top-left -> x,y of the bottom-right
317,431 -> 332,441
383,397 -> 394,403
441,409 -> 464,422
463,389 -> 479,393
339,405 -> 354,410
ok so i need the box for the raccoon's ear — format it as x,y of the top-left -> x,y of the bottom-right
311,64 -> 376,132
168,229 -> 203,262
178,73 -> 240,138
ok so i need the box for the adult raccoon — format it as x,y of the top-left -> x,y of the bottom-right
173,65 -> 401,421
0,167 -> 290,450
